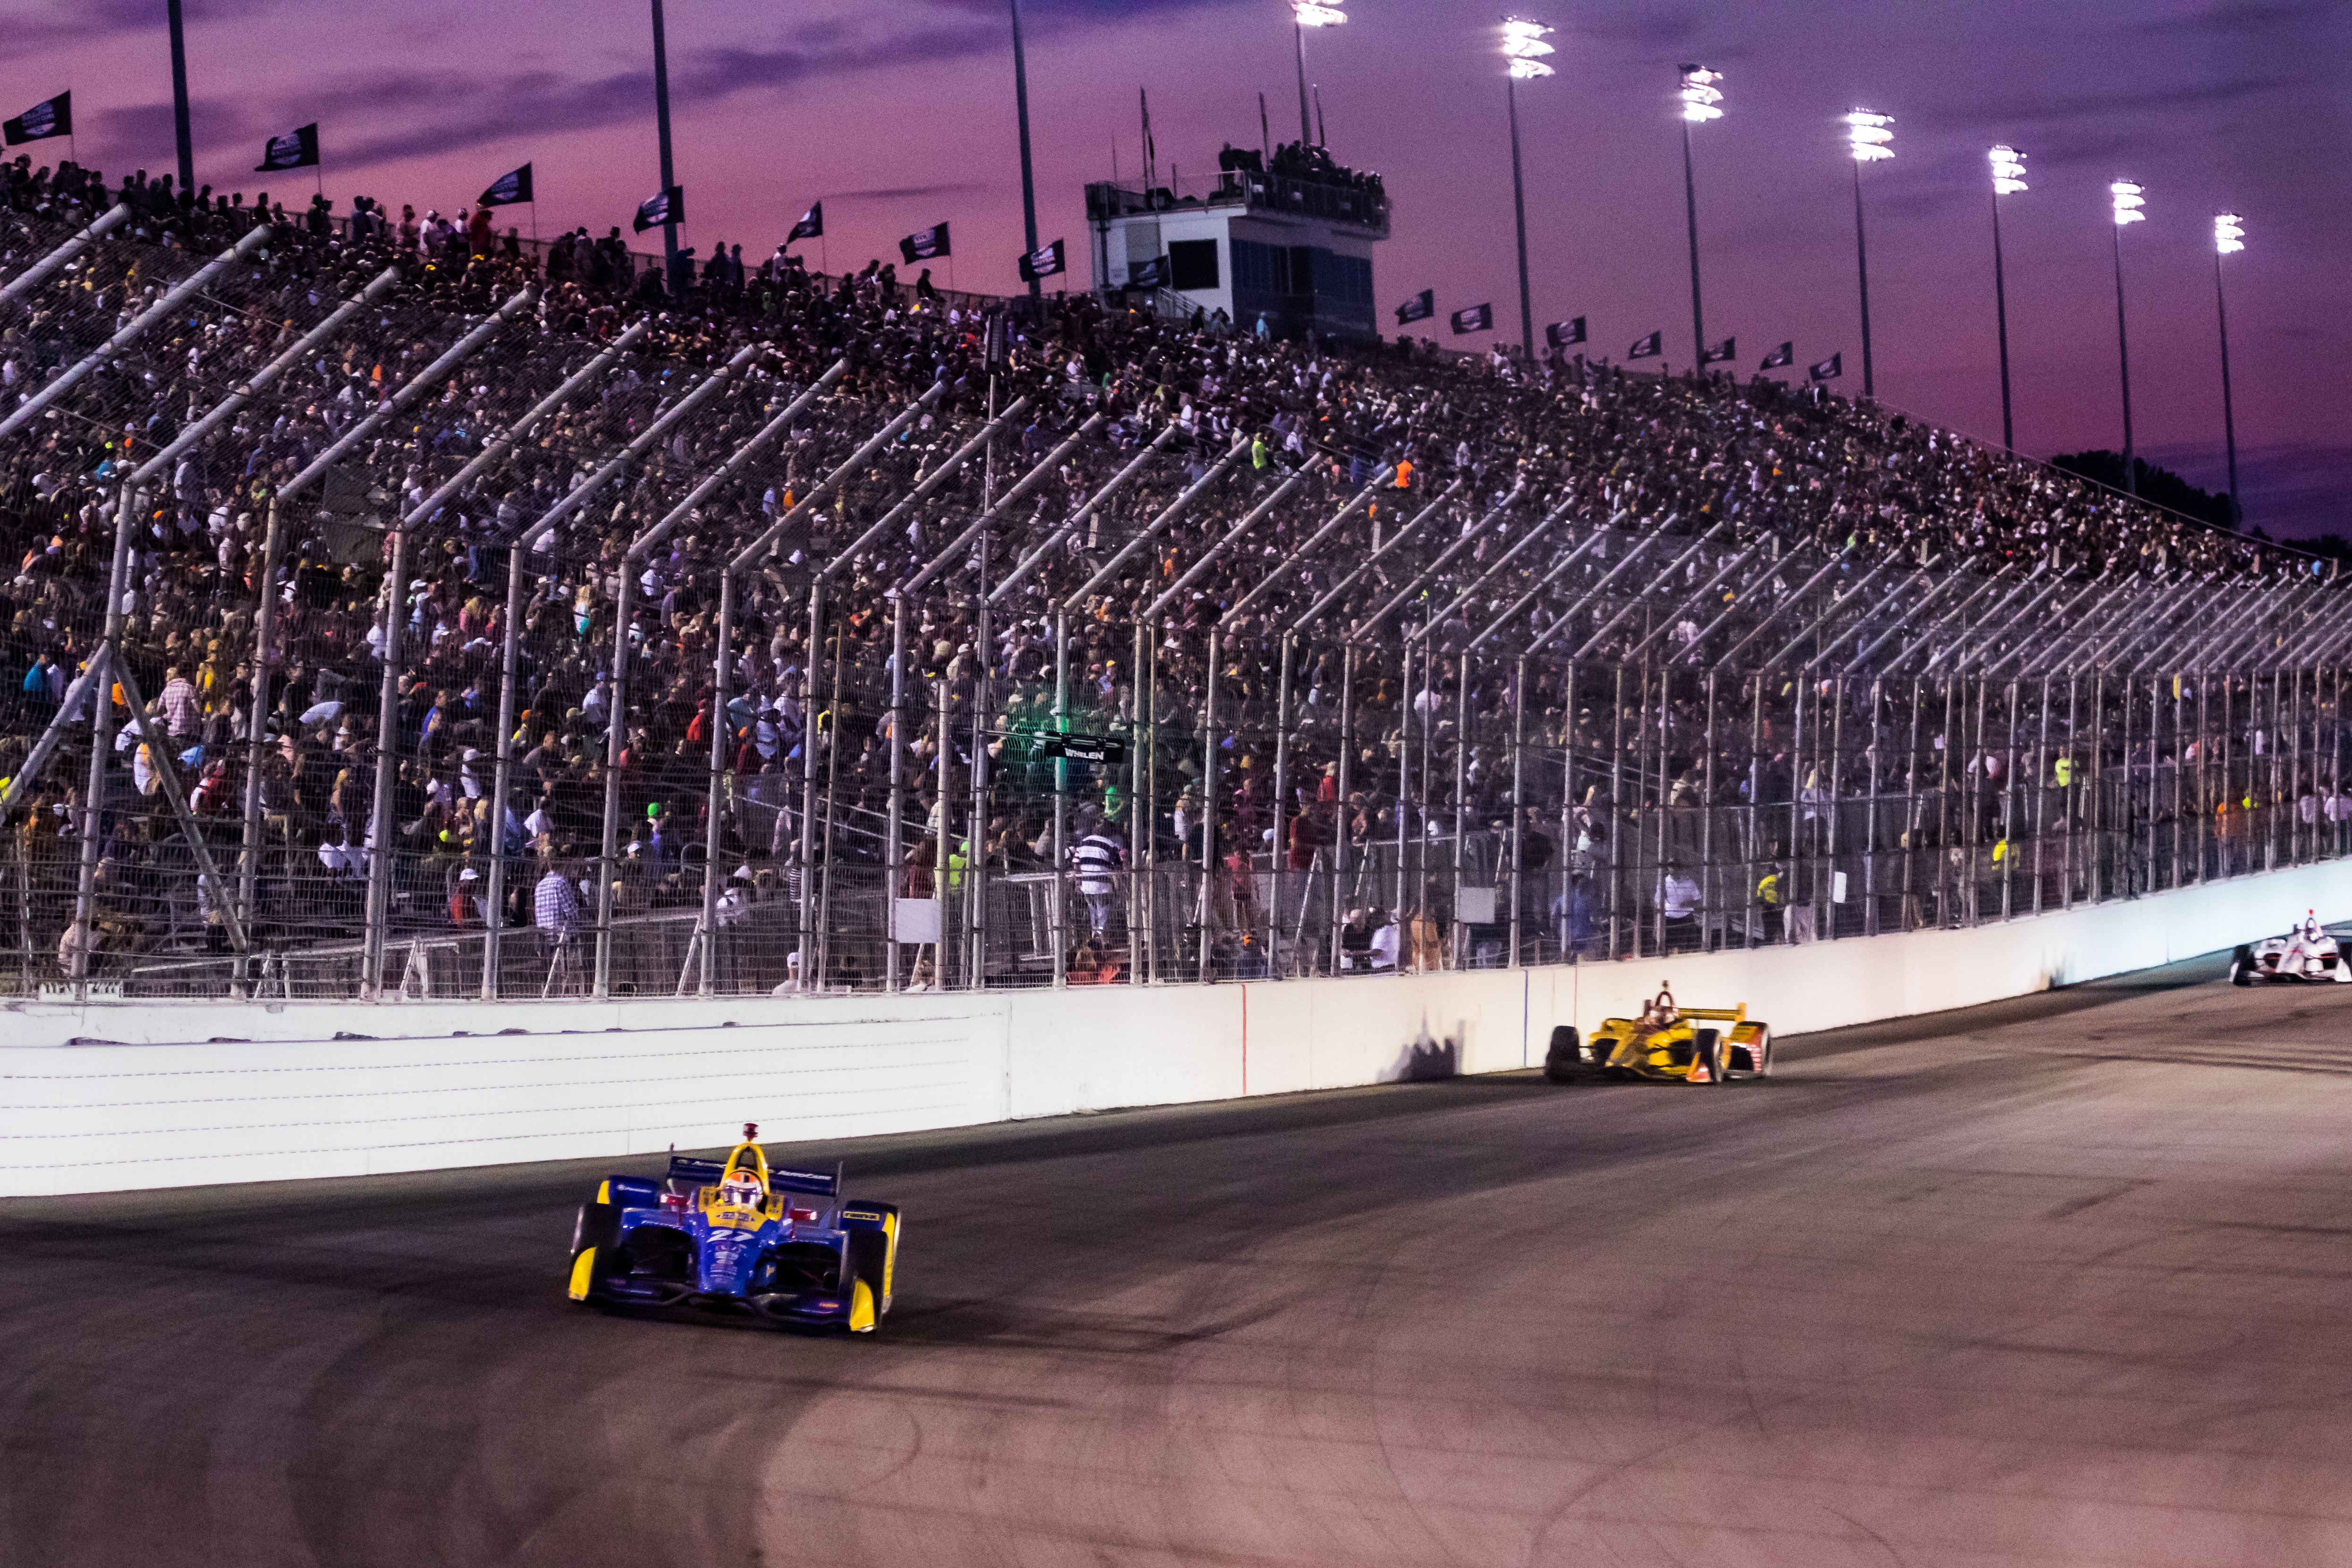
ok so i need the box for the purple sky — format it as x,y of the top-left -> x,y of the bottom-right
11,0 -> 2350,534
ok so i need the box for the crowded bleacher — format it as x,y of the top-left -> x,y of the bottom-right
0,151 -> 2333,995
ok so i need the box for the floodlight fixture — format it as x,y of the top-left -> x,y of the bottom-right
1293,3 -> 1346,25
2214,212 -> 2244,254
1678,64 -> 1723,121
1845,109 -> 1893,162
1989,144 -> 2027,195
2110,179 -> 2145,225
1503,17 -> 1554,78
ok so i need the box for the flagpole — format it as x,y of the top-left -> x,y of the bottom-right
649,0 -> 680,282
1009,0 -> 1042,305
167,0 -> 196,197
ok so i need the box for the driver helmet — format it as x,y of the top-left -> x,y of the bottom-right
718,1168 -> 763,1207
2305,911 -> 2323,942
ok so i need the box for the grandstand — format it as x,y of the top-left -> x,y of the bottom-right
3,163 -> 2347,1004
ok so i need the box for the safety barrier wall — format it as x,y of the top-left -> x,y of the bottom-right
7,858 -> 2349,1195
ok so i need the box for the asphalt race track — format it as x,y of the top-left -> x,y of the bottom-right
9,954 -> 2352,1567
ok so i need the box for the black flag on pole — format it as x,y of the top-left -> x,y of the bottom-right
1808,351 -> 1843,382
1018,238 -> 1066,283
478,163 -> 533,207
1628,330 -> 1663,359
1125,254 -> 1169,289
1395,289 -> 1435,325
2,91 -> 70,146
900,222 -> 951,263
633,186 -> 682,233
1449,303 -> 1494,335
788,202 -> 823,241
1545,316 -> 1586,349
1701,336 -> 1737,364
1759,341 -> 1795,371
255,123 -> 320,172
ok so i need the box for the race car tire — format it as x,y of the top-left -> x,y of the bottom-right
569,1202 -> 623,1301
844,1229 -> 892,1333
2229,945 -> 2254,987
1744,1026 -> 1774,1078
841,1201 -> 901,1313
1696,1029 -> 1729,1085
1542,1025 -> 1586,1084
573,1201 -> 622,1258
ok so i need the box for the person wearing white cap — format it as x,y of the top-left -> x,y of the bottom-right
771,951 -> 805,995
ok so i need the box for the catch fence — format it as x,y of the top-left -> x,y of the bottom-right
3,208 -> 2348,1004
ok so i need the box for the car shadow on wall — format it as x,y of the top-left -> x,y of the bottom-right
1384,1023 -> 1459,1082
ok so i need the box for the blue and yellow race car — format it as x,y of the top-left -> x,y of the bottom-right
567,1125 -> 901,1332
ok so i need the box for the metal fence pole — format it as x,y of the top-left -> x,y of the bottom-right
1510,654 -> 1529,966
1197,627 -> 1221,982
484,542 -> 532,998
1049,605 -> 1069,988
1331,643 -> 1355,974
69,488 -> 141,983
237,496 -> 289,982
885,593 -> 910,992
360,526 -> 412,999
696,570 -> 739,995
1269,631 -> 1294,976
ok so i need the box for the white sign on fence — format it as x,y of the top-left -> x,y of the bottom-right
890,899 -> 942,943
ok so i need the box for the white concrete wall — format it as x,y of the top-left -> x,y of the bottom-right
7,862 -> 2347,1196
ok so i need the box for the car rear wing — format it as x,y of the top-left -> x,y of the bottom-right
667,1155 -> 727,1185
771,1162 -> 844,1199
666,1153 -> 843,1198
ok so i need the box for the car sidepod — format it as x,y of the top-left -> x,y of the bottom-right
1728,1020 -> 1772,1078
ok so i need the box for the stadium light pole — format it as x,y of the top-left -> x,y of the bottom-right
1502,18 -> 1554,366
166,0 -> 195,198
2111,178 -> 2146,497
649,0 -> 680,278
2213,212 -> 2245,525
1292,4 -> 1345,146
1678,66 -> 1723,372
1844,109 -> 1893,398
1010,0 -> 1042,303
1988,145 -> 2027,452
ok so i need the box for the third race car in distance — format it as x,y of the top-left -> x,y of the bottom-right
2230,912 -> 2352,986
1545,984 -> 1772,1085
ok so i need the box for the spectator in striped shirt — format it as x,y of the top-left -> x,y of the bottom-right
1072,818 -> 1123,939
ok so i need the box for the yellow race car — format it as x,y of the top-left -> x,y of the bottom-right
1544,985 -> 1773,1084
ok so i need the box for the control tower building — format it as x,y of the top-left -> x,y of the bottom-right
1085,143 -> 1391,342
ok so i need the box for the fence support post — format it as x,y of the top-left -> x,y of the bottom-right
360,526 -> 411,1000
